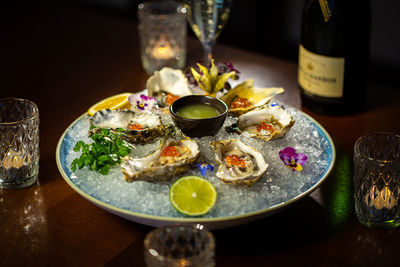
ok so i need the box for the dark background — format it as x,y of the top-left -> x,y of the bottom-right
2,0 -> 400,90
69,0 -> 400,89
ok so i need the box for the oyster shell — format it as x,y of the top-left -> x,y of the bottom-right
210,139 -> 268,186
147,67 -> 192,107
221,79 -> 284,116
90,109 -> 165,144
121,137 -> 200,182
237,104 -> 295,141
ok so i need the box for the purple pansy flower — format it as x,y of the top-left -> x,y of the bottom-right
128,93 -> 156,112
279,147 -> 308,172
196,162 -> 214,177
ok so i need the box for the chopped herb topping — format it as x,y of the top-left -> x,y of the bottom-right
70,127 -> 132,175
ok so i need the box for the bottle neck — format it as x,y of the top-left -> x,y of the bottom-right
318,0 -> 332,22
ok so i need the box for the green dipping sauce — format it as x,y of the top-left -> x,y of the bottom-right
177,104 -> 221,119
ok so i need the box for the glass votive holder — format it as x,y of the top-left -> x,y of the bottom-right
144,224 -> 215,267
138,0 -> 187,74
0,98 -> 40,189
353,132 -> 400,229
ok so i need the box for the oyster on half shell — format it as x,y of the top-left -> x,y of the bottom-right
121,137 -> 200,182
210,139 -> 268,186
221,79 -> 284,116
147,67 -> 192,107
237,104 -> 295,141
90,109 -> 165,144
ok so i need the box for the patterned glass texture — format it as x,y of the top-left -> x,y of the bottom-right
0,98 -> 39,189
144,225 -> 215,267
353,132 -> 400,229
138,1 -> 187,74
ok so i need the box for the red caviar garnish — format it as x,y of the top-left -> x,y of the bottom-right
129,124 -> 143,130
224,155 -> 246,168
256,121 -> 274,133
167,94 -> 179,105
161,146 -> 180,157
230,98 -> 251,109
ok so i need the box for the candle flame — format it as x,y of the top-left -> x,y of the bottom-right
151,39 -> 175,60
364,185 -> 397,210
2,149 -> 29,169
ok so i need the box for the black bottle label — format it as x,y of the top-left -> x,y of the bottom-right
298,45 -> 345,98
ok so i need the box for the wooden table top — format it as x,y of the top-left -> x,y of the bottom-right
1,2 -> 400,266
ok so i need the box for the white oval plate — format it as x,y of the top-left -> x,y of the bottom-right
56,106 -> 335,230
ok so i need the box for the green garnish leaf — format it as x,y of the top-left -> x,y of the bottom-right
97,155 -> 109,163
70,126 -> 132,175
100,165 -> 110,175
73,141 -> 85,152
71,158 -> 79,171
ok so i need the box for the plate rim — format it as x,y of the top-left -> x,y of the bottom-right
56,108 -> 336,225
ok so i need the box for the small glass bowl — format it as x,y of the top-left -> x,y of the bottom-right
169,95 -> 228,138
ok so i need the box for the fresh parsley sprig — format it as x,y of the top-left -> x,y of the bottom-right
70,127 -> 132,175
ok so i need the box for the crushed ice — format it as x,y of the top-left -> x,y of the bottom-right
64,104 -> 332,218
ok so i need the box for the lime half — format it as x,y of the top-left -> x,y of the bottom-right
170,176 -> 217,216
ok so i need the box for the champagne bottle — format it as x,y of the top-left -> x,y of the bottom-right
298,0 -> 371,115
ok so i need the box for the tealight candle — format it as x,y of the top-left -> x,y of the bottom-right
151,39 -> 175,60
0,98 -> 39,189
144,225 -> 215,267
364,184 -> 397,210
138,1 -> 187,74
3,149 -> 29,169
353,132 -> 400,229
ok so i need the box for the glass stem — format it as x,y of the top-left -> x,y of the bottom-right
202,42 -> 213,65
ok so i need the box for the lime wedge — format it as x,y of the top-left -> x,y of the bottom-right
170,176 -> 217,216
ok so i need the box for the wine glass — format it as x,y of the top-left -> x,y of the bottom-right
184,0 -> 233,64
